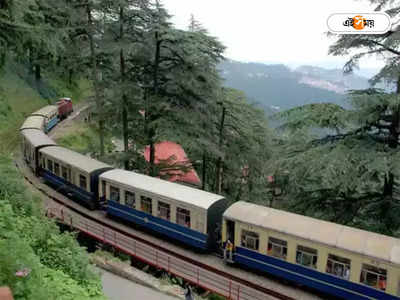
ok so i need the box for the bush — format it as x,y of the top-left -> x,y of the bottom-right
0,155 -> 106,299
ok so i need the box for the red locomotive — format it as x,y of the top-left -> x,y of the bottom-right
57,98 -> 73,120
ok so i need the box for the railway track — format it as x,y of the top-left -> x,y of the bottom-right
16,157 -> 299,300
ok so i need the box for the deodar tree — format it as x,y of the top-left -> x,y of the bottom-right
120,3 -> 225,176
270,0 -> 400,235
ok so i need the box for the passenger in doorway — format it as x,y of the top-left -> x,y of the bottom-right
267,245 -> 272,256
344,267 -> 350,280
326,264 -> 332,274
378,277 -> 387,291
224,239 -> 233,261
335,265 -> 343,277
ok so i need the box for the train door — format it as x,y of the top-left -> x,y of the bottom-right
397,278 -> 400,297
226,219 -> 235,243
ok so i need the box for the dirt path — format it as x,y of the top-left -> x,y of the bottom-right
48,102 -> 89,140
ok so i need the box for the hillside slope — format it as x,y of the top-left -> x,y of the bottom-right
0,60 -> 92,154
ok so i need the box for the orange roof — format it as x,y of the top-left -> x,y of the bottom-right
0,287 -> 13,300
144,141 -> 201,186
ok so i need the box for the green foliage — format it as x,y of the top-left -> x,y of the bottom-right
272,1 -> 400,235
220,60 -> 348,111
0,156 -> 106,299
328,1 -> 400,86
208,294 -> 226,300
0,57 -> 94,155
56,122 -> 115,155
274,103 -> 349,133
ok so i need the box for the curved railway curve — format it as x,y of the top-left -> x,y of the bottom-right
17,156 -> 311,300
15,106 -> 324,300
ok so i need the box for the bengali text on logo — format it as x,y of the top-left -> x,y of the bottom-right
327,13 -> 391,34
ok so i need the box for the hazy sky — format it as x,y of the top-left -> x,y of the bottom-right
162,0 -> 386,70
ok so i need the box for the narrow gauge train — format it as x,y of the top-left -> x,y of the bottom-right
20,105 -> 400,300
57,98 -> 73,120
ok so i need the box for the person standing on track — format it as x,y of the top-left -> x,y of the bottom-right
224,239 -> 233,262
184,284 -> 194,300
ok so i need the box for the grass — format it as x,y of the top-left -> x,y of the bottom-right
47,76 -> 93,105
56,122 -> 97,154
0,63 -> 47,154
0,58 -> 93,155
56,121 -> 115,155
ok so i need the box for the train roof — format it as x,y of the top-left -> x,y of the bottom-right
100,169 -> 225,210
40,146 -> 111,174
21,129 -> 57,148
31,105 -> 58,117
224,201 -> 400,265
20,115 -> 45,131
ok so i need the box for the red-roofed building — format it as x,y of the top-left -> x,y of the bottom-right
143,141 -> 201,187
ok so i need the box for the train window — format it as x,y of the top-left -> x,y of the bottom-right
141,196 -> 152,214
61,166 -> 68,180
54,163 -> 60,176
296,245 -> 318,269
176,207 -> 191,228
79,175 -> 87,190
110,186 -> 120,203
158,201 -> 170,221
47,160 -> 53,172
360,264 -> 387,291
241,230 -> 259,251
101,180 -> 106,197
125,191 -> 135,208
326,254 -> 351,279
268,237 -> 287,260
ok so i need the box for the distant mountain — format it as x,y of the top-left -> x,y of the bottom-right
219,60 -> 371,114
295,65 -> 370,93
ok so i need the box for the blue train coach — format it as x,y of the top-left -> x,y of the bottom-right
39,146 -> 112,209
222,201 -> 400,300
31,105 -> 59,133
20,129 -> 57,174
99,169 -> 228,250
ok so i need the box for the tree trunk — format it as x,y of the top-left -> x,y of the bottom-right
35,64 -> 41,81
202,151 -> 206,190
153,32 -> 161,93
381,75 -> 400,232
215,105 -> 226,194
143,90 -> 156,176
388,76 -> 400,148
235,182 -> 243,202
146,32 -> 162,176
68,68 -> 73,86
86,1 -> 104,156
149,134 -> 156,177
122,93 -> 129,169
120,9 -> 129,169
119,7 -> 129,168
99,119 -> 105,156
28,47 -> 34,74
